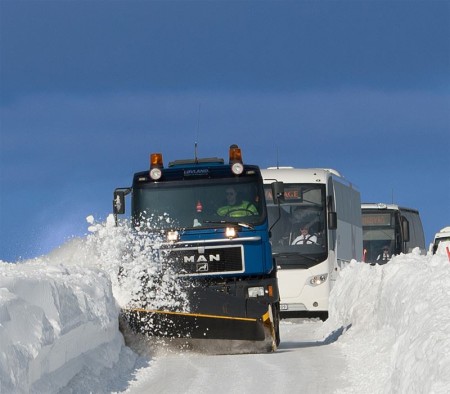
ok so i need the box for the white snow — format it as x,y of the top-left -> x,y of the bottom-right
1,216 -> 449,393
320,245 -> 450,393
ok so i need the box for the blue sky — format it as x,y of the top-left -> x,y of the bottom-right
1,1 -> 449,261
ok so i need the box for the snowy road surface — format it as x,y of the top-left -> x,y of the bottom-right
123,319 -> 347,394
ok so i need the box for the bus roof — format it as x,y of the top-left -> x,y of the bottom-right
262,167 -> 344,184
435,226 -> 450,238
361,203 -> 420,214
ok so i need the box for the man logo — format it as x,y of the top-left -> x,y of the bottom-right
196,262 -> 209,272
183,254 -> 220,263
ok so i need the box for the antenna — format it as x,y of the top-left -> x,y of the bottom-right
276,146 -> 279,169
194,103 -> 201,162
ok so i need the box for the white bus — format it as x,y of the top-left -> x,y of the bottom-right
430,226 -> 450,254
262,167 -> 363,318
361,203 -> 426,264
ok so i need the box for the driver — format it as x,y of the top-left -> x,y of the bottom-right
291,223 -> 318,245
217,186 -> 258,217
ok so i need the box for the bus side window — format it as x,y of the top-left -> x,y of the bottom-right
402,216 -> 411,243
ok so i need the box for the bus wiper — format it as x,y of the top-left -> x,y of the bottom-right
273,252 -> 320,263
204,220 -> 255,230
299,254 -> 320,263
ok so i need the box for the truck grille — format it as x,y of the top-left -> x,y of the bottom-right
166,245 -> 244,275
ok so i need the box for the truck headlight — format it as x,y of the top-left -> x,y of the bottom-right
231,162 -> 244,175
248,286 -> 265,298
167,230 -> 179,242
150,167 -> 162,180
308,273 -> 328,286
225,226 -> 237,239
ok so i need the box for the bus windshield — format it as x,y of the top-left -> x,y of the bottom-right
133,178 -> 265,230
362,211 -> 398,262
264,183 -> 327,268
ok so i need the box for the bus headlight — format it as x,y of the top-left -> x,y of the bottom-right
308,273 -> 328,286
248,286 -> 265,297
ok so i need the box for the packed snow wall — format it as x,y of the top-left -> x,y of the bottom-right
0,261 -> 123,393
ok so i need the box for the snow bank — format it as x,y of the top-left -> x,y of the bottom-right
0,214 -> 189,393
0,260 -> 123,393
322,242 -> 450,394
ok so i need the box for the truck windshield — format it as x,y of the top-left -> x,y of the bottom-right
362,211 -> 398,262
133,178 -> 265,230
264,183 -> 327,268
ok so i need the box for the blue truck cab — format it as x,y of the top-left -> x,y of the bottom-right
113,145 -> 280,352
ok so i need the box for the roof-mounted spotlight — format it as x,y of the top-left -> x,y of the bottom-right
149,153 -> 163,180
229,144 -> 244,175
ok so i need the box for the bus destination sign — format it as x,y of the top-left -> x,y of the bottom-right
362,213 -> 391,226
265,186 -> 303,202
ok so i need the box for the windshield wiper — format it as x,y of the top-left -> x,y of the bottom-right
204,220 -> 254,230
272,252 -> 321,263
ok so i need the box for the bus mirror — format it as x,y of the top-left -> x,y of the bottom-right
271,181 -> 284,204
401,216 -> 410,242
328,212 -> 337,230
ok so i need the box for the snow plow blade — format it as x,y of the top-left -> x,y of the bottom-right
119,308 -> 277,354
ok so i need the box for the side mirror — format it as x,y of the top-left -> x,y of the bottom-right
429,242 -> 436,255
401,216 -> 410,242
328,211 -> 337,230
268,181 -> 284,233
113,188 -> 131,215
271,181 -> 284,204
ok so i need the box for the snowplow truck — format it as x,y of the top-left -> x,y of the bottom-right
113,145 -> 281,352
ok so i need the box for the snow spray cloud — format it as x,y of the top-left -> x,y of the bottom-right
83,214 -> 191,316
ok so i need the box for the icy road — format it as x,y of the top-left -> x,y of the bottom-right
123,319 -> 346,394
